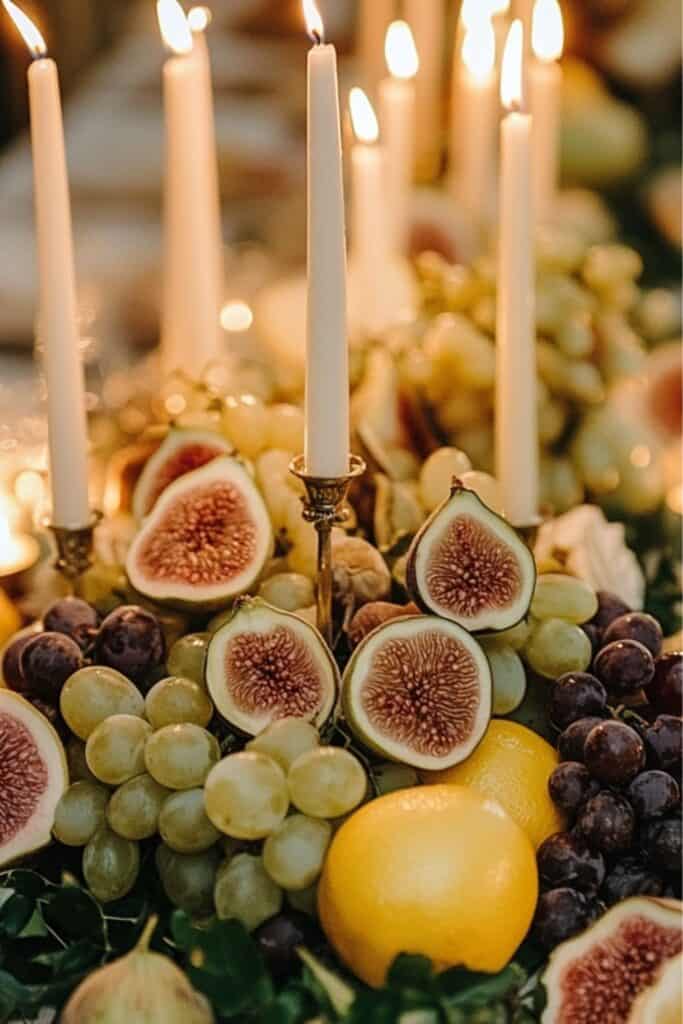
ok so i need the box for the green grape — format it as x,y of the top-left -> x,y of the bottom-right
106,774 -> 169,840
158,789 -> 221,853
222,394 -> 270,459
156,843 -> 220,916
530,574 -> 598,625
66,737 -> 99,784
53,781 -> 109,846
262,814 -> 331,891
524,619 -> 593,679
266,403 -> 305,454
372,763 -> 420,796
213,853 -> 282,931
166,633 -> 210,687
481,644 -> 527,716
486,619 -> 530,652
286,884 -> 318,918
246,717 -> 320,772
257,573 -> 315,612
418,447 -> 472,513
85,715 -> 152,786
60,667 -> 145,740
145,676 -> 213,729
144,723 -> 220,790
82,827 -> 140,903
204,752 -> 289,839
288,748 -> 367,819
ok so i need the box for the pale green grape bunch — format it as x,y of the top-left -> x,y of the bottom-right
158,788 -> 221,853
145,723 -> 220,789
86,715 -> 152,786
53,781 -> 109,847
287,747 -> 367,819
156,844 -> 220,916
213,853 -> 283,931
166,633 -> 210,687
245,717 -> 320,771
521,573 -> 597,679
204,752 -> 289,839
262,815 -> 332,891
145,676 -> 214,729
83,827 -> 140,903
106,774 -> 169,840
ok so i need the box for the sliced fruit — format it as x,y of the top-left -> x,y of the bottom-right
407,484 -> 536,633
342,615 -> 491,771
126,457 -> 273,611
628,952 -> 682,1024
0,690 -> 68,867
346,601 -> 420,648
206,598 -> 338,735
542,897 -> 683,1024
132,428 -> 232,520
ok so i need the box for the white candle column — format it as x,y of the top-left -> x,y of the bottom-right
357,0 -> 394,99
379,21 -> 418,263
404,0 -> 445,181
529,0 -> 564,223
2,0 -> 92,529
495,20 -> 538,526
304,1 -> 349,478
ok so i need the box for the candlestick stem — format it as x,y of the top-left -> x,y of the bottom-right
290,454 -> 366,648
48,510 -> 102,585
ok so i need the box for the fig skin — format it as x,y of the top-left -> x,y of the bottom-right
347,601 -> 420,648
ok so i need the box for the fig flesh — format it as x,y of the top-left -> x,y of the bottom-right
0,690 -> 68,867
126,457 -> 273,611
407,485 -> 536,633
342,615 -> 492,771
206,598 -> 338,735
132,428 -> 233,520
542,897 -> 683,1024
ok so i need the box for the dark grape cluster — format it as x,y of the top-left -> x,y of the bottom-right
534,595 -> 682,952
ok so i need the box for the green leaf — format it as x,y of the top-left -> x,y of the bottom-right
170,909 -> 197,950
439,964 -> 526,1011
0,869 -> 48,899
346,989 -> 402,1024
0,893 -> 34,938
260,987 -> 315,1024
32,939 -> 100,976
297,948 -> 355,1017
41,885 -> 105,945
387,955 -> 435,991
0,970 -> 27,1021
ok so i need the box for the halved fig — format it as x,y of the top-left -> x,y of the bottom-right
126,457 -> 273,611
407,483 -> 536,633
206,598 -> 338,735
542,897 -> 683,1024
342,615 -> 492,771
0,690 -> 68,867
132,428 -> 233,520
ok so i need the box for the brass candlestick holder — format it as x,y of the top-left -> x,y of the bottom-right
290,454 -> 366,648
48,510 -> 102,585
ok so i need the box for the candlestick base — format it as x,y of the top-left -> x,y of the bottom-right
289,454 -> 366,649
48,511 -> 102,584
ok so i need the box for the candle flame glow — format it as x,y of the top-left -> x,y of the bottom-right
302,0 -> 324,44
501,19 -> 524,111
461,0 -> 508,29
188,5 -> 212,32
532,0 -> 563,62
157,0 -> 193,55
349,87 -> 379,144
489,0 -> 511,14
385,20 -> 419,80
2,0 -> 46,58
462,16 -> 496,82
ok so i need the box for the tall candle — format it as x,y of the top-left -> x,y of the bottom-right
3,0 -> 90,529
449,15 -> 497,230
379,21 -> 418,263
303,0 -> 349,477
495,20 -> 538,526
529,0 -> 564,223
357,0 -> 394,99
158,0 -> 222,376
404,0 -> 445,181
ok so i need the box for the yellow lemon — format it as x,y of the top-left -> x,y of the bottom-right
0,589 -> 21,656
318,784 -> 538,988
424,720 -> 565,849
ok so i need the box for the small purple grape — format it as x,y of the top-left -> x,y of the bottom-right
602,858 -> 665,906
548,762 -> 599,816
628,770 -> 680,819
644,816 -> 682,874
43,597 -> 99,650
557,717 -> 606,763
594,639 -> 655,696
590,592 -> 631,633
1,631 -> 36,692
577,791 -> 636,855
584,721 -> 645,785
650,654 -> 683,717
532,888 -> 593,951
581,623 -> 602,659
537,832 -> 605,894
254,912 -> 319,980
644,715 -> 683,778
603,613 -> 663,659
550,673 -> 608,730
20,632 -> 84,701
95,605 -> 165,686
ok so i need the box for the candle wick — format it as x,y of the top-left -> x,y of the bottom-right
311,28 -> 323,45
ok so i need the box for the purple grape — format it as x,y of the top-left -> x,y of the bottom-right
603,613 -> 663,659
581,623 -> 602,659
254,912 -> 319,980
643,816 -> 682,874
43,597 -> 99,650
644,715 -> 683,778
20,632 -> 84,701
95,606 -> 165,686
557,717 -> 606,763
532,888 -> 593,951
593,640 -> 655,696
650,654 -> 683,717
577,791 -> 635,855
584,721 -> 645,785
590,592 -> 631,633
550,673 -> 608,730
537,832 -> 605,894
602,858 -> 664,906
628,770 -> 680,819
1,631 -> 36,692
548,762 -> 599,816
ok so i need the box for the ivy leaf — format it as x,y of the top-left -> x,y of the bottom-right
0,970 -> 27,1021
439,963 -> 526,1010
0,893 -> 35,938
297,948 -> 355,1017
0,869 -> 48,899
387,955 -> 435,991
41,885 -> 105,946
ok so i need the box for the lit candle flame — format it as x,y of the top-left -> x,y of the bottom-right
302,0 -> 324,44
2,0 -> 46,58
188,5 -> 212,32
157,0 -> 193,55
462,16 -> 496,82
385,20 -> 419,80
501,19 -> 524,111
531,0 -> 563,62
489,0 -> 511,14
461,0 -> 508,30
349,87 -> 379,144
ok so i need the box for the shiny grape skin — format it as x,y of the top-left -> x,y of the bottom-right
548,762 -> 599,816
601,858 -> 665,906
593,639 -> 655,696
627,770 -> 680,819
643,816 -> 683,874
602,613 -> 663,659
43,597 -> 100,650
577,791 -> 636,855
20,632 -> 84,700
532,888 -> 593,951
549,673 -> 607,730
644,715 -> 683,778
1,632 -> 35,692
584,721 -> 645,786
95,605 -> 165,687
650,655 -> 683,717
255,912 -> 319,981
537,832 -> 605,895
557,717 -> 606,763
589,592 -> 631,633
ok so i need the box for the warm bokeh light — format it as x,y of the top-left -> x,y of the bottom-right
461,0 -> 509,30
302,0 -> 324,43
14,470 -> 45,509
501,19 -> 524,110
489,0 -> 511,14
220,299 -> 254,332
667,483 -> 683,516
385,20 -> 419,80
462,17 -> 496,82
188,6 -> 212,32
629,445 -> 652,469
349,87 -> 379,144
164,393 -> 187,416
531,0 -> 564,62
157,0 -> 193,55
2,0 -> 47,57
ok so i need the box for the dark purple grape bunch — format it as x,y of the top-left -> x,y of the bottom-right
95,605 -> 165,688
